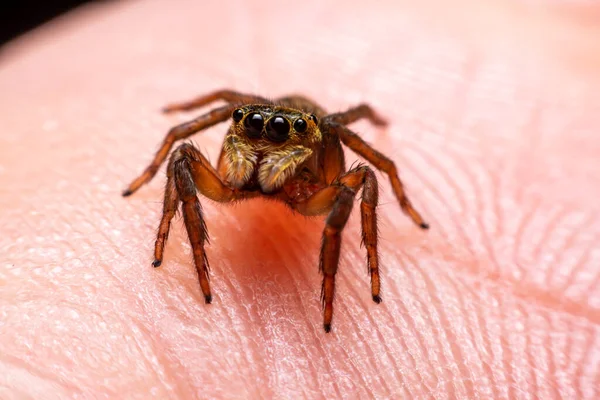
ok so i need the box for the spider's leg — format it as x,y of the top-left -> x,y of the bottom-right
163,89 -> 268,113
326,103 -> 388,127
292,165 -> 380,332
154,143 -> 254,303
338,166 -> 381,303
122,104 -> 234,196
329,123 -> 429,229
153,160 -> 177,268
275,95 -> 327,117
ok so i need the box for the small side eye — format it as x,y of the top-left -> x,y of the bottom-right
232,109 -> 244,122
309,114 -> 319,125
293,118 -> 307,133
244,112 -> 264,138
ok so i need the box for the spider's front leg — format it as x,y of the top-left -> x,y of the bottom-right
123,104 -> 235,196
294,165 -> 379,332
155,143 -> 251,303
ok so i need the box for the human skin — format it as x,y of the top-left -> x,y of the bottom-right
1,0 -> 599,398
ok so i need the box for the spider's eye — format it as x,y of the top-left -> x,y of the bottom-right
232,109 -> 244,122
266,116 -> 290,142
293,118 -> 307,133
309,114 -> 319,125
244,112 -> 264,138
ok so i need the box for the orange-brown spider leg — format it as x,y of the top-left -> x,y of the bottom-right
153,160 -> 177,268
154,143 -> 253,303
162,89 -> 268,113
327,103 -> 388,127
293,165 -> 379,332
320,187 -> 354,333
122,104 -> 234,196
332,123 -> 429,229
275,95 -> 327,117
338,166 -> 381,303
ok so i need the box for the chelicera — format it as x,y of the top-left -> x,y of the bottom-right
123,89 -> 429,332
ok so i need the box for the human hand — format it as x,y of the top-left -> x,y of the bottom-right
1,0 -> 598,398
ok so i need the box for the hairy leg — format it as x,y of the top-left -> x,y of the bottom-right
275,95 -> 327,117
155,143 -> 253,301
293,165 -> 380,331
162,89 -> 268,113
338,166 -> 381,302
327,103 -> 388,127
122,104 -> 234,196
329,123 -> 429,229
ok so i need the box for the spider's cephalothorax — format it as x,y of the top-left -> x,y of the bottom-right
221,105 -> 322,193
123,89 -> 429,333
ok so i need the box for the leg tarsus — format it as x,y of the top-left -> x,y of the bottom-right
153,161 -> 178,267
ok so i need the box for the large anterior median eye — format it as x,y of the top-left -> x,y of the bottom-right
266,116 -> 290,142
244,112 -> 264,138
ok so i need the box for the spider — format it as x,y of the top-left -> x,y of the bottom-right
122,89 -> 429,333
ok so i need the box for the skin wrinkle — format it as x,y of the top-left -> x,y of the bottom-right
580,332 -> 599,399
382,253 -> 440,393
2,0 -> 600,398
512,196 -> 540,281
222,211 -> 343,397
391,160 -> 600,324
457,282 -> 501,399
394,252 -> 456,396
244,236 -> 318,397
552,213 -> 595,292
401,143 -> 478,257
333,238 -> 406,384
1,353 -> 81,395
206,243 -> 262,377
367,251 -> 435,395
403,252 -> 470,398
334,269 -> 396,396
437,266 -> 487,395
326,299 -> 384,398
499,300 -> 518,400
532,206 -> 569,280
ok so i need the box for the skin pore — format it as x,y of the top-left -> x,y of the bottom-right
1,0 -> 599,398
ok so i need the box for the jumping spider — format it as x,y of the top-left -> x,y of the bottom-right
123,89 -> 428,333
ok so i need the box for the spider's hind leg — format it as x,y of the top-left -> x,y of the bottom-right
162,89 -> 268,113
275,95 -> 327,117
327,103 -> 388,127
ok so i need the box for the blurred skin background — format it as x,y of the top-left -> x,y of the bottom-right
1,0 -> 599,398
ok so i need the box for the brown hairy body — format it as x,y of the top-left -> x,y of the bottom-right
123,89 -> 428,332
